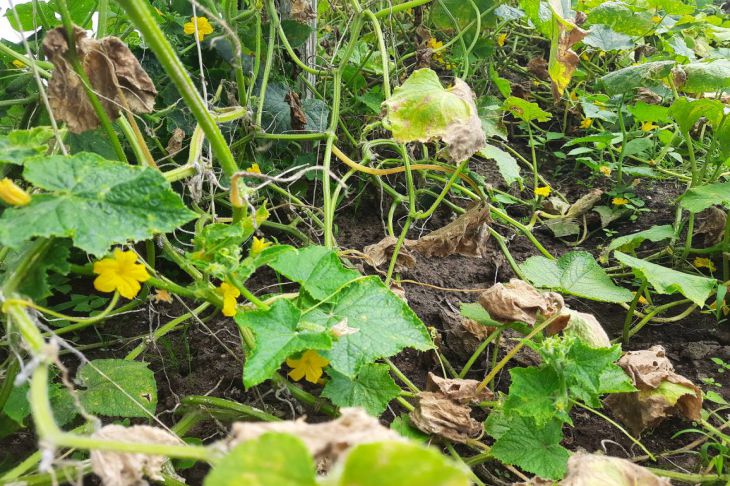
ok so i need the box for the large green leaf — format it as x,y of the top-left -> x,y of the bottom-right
599,61 -> 675,96
586,2 -> 655,36
4,379 -> 77,427
204,433 -> 316,486
310,276 -> 433,377
678,60 -> 730,93
382,69 -> 485,162
583,25 -> 634,51
521,251 -> 632,302
322,363 -> 401,416
430,0 -> 495,34
614,252 -> 716,306
0,127 -> 54,166
1,239 -> 70,301
332,441 -> 471,486
78,359 -> 157,418
504,366 -> 569,426
0,153 -> 196,256
680,181 -> 730,213
235,299 -> 333,388
485,412 -> 569,480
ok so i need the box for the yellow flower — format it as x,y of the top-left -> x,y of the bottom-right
580,118 -> 593,129
151,289 -> 173,304
694,257 -> 716,272
598,51 -> 606,58
286,350 -> 329,383
569,91 -> 579,101
247,163 -> 261,174
0,178 -> 31,206
599,166 -> 612,176
426,37 -> 446,64
217,282 -> 240,317
581,52 -> 590,61
12,59 -> 25,69
632,291 -> 648,306
612,197 -> 630,206
641,121 -> 657,132
497,33 -> 507,47
651,15 -> 662,23
251,236 -> 272,255
93,249 -> 150,299
535,186 -> 551,197
183,16 -> 214,41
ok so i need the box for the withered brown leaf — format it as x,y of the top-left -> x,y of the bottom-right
362,235 -> 417,272
479,279 -> 564,327
43,26 -> 156,133
605,345 -> 703,434
285,91 -> 308,131
227,408 -> 402,472
166,128 -> 185,155
407,204 -> 492,258
561,452 -> 671,485
290,0 -> 316,22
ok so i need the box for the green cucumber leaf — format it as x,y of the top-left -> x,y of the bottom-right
521,251 -> 632,303
679,60 -> 730,93
599,61 -> 675,96
478,144 -> 522,187
503,96 -> 552,123
236,299 -> 332,388
322,363 -> 400,416
603,224 -> 674,255
0,127 -> 54,166
485,412 -> 569,480
0,153 -> 196,256
669,98 -> 724,133
614,251 -> 716,306
311,276 -> 433,377
680,181 -> 730,213
583,25 -> 634,51
204,433 -> 316,486
78,359 -> 157,418
2,239 -> 71,301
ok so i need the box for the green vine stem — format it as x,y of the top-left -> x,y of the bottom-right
115,0 -> 240,183
180,395 -> 280,422
125,303 -> 210,360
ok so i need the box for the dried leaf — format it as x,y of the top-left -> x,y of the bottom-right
605,345 -> 703,434
227,408 -> 402,471
410,391 -> 484,443
426,372 -> 493,404
286,91 -> 308,131
479,279 -> 564,326
527,57 -> 550,81
407,204 -> 491,258
90,425 -> 180,486
440,308 -> 492,360
440,79 -> 487,163
636,88 -> 663,104
561,452 -> 671,485
549,15 -> 588,99
43,27 -> 156,133
290,0 -> 316,22
363,235 -> 416,271
694,206 -> 726,247
166,128 -> 185,155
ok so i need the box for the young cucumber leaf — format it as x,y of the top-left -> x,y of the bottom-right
4,379 -> 77,427
680,181 -> 730,213
77,359 -> 157,417
503,96 -> 552,122
268,245 -> 360,300
235,299 -> 332,389
669,98 -> 724,133
521,251 -> 632,303
614,251 -> 716,306
485,412 -> 570,480
204,433 -> 316,486
322,363 -> 401,416
1,239 -> 71,301
0,127 -> 55,166
0,153 -> 196,256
